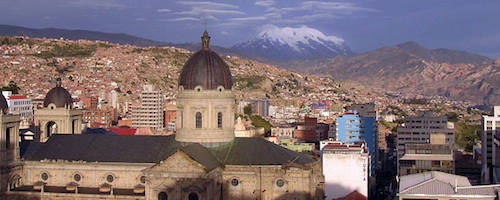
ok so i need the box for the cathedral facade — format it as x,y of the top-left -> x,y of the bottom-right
1,31 -> 324,200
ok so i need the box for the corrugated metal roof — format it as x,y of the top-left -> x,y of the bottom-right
401,179 -> 455,195
399,171 -> 470,193
400,154 -> 453,161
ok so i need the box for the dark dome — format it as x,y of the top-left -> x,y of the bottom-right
178,31 -> 233,90
0,93 -> 8,111
43,78 -> 73,108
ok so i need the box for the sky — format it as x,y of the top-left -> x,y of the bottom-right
1,0 -> 499,59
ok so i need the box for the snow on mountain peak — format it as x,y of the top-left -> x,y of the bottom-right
257,25 -> 345,52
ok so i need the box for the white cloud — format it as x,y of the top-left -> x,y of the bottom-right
136,17 -> 147,21
160,17 -> 201,22
255,0 -> 275,8
177,1 -> 239,9
229,16 -> 267,21
256,1 -> 378,25
301,1 -> 378,13
157,8 -> 171,13
69,0 -> 126,9
173,1 -> 244,21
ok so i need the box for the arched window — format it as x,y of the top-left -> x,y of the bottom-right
158,192 -> 168,200
188,192 -> 198,200
195,112 -> 202,128
217,112 -> 223,128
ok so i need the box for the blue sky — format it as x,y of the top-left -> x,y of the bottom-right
1,0 -> 499,58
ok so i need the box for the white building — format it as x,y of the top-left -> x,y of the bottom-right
321,141 -> 369,199
2,91 -> 33,121
481,106 -> 500,184
131,85 -> 165,130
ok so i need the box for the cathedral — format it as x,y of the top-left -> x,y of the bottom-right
0,31 -> 325,200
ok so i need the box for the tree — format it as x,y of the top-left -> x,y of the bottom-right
243,104 -> 253,116
1,81 -> 20,94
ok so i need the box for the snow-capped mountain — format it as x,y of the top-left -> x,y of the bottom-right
231,25 -> 353,62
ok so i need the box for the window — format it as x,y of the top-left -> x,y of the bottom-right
41,172 -> 49,181
5,128 -> 10,149
217,112 -> 223,128
140,176 -> 146,184
195,112 -> 202,128
276,179 -> 285,187
231,178 -> 239,186
188,192 -> 198,200
158,192 -> 168,200
106,174 -> 114,183
74,173 -> 82,182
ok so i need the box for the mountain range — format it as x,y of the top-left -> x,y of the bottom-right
1,24 -> 499,106
283,41 -> 499,105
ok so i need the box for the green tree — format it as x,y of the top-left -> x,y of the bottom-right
455,122 -> 480,152
1,81 -> 20,94
243,104 -> 253,116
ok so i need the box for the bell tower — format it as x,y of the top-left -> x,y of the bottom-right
0,92 -> 22,192
176,31 -> 235,147
34,78 -> 82,142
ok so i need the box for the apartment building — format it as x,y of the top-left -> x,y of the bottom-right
481,106 -> 500,184
396,111 -> 455,159
321,141 -> 369,199
131,85 -> 165,130
336,110 -> 377,174
2,91 -> 33,121
399,133 -> 454,176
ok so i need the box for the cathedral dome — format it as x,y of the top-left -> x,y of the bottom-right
43,78 -> 73,108
178,30 -> 233,90
0,93 -> 8,113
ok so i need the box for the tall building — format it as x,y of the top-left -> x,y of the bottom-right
396,111 -> 455,159
481,106 -> 500,184
131,85 -> 165,131
1,91 -> 33,121
336,110 -> 377,174
321,141 -> 369,199
294,116 -> 318,142
398,133 -> 454,176
251,98 -> 270,117
349,102 -> 376,118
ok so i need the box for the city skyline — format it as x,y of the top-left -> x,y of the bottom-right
0,0 -> 499,59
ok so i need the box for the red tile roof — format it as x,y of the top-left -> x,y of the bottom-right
343,190 -> 367,200
108,127 -> 137,136
9,95 -> 28,99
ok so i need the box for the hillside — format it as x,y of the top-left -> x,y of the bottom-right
0,36 -> 350,107
283,41 -> 498,105
0,24 -> 170,47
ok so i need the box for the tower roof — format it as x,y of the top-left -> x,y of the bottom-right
43,78 -> 73,108
178,30 -> 233,90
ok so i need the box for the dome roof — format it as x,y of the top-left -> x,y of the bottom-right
0,93 -> 8,112
178,31 -> 233,90
43,78 -> 73,108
